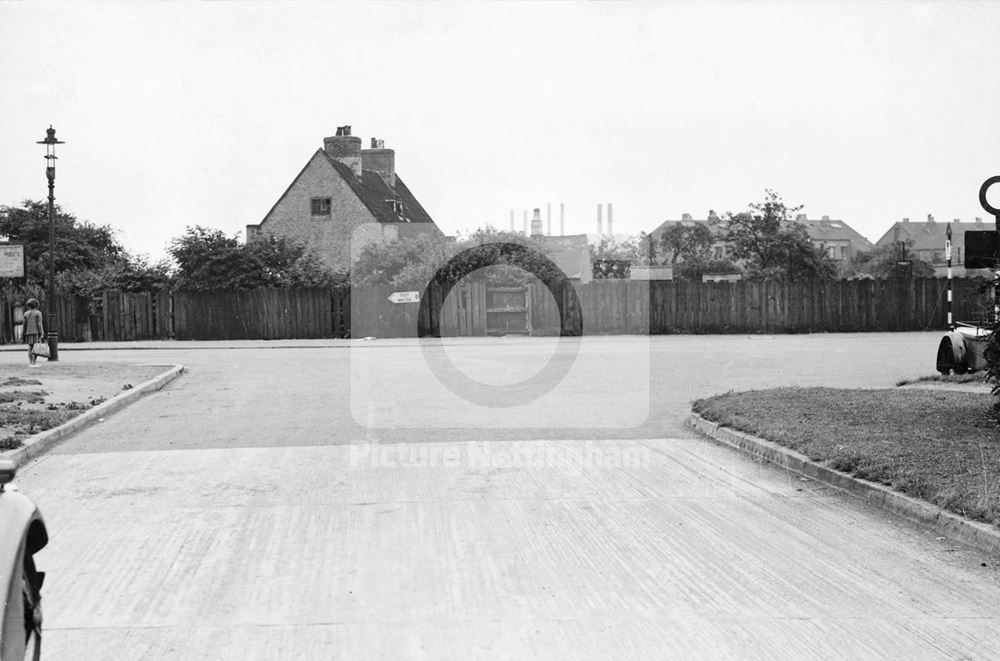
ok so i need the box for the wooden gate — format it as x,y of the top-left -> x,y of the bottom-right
485,286 -> 530,335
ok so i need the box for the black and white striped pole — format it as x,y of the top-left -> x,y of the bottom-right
979,176 -> 1000,324
946,223 -> 953,330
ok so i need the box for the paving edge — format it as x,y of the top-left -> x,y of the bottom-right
688,412 -> 1000,557
2,364 -> 185,468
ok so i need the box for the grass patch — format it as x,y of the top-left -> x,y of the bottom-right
0,390 -> 48,404
0,395 -> 104,450
693,387 -> 1000,527
895,373 -> 989,387
1,377 -> 42,387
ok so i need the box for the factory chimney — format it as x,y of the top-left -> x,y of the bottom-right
530,208 -> 544,237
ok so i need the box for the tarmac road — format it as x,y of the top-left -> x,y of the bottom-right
9,332 -> 1000,659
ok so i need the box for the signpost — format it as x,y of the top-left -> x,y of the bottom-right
0,244 -> 25,279
388,291 -> 420,304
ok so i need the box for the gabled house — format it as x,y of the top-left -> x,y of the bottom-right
875,215 -> 996,277
648,212 -> 874,277
246,126 -> 443,273
795,214 -> 874,270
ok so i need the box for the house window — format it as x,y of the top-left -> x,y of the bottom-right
386,199 -> 403,215
311,198 -> 332,216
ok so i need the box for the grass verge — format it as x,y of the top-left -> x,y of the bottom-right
0,392 -> 108,450
0,363 -> 168,450
895,372 -> 989,387
692,387 -> 1000,527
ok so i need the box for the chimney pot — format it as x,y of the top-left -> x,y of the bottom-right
927,213 -> 935,223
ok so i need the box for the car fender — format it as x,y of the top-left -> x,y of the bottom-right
0,490 -> 46,654
936,331 -> 968,374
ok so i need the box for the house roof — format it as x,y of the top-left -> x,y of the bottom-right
537,234 -> 590,280
876,220 -> 997,251
319,152 -> 436,225
800,219 -> 874,250
649,218 -> 727,240
257,149 -> 438,228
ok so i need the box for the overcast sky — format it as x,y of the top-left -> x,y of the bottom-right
2,1 -> 998,262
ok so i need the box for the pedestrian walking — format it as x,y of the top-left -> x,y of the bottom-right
23,299 -> 45,367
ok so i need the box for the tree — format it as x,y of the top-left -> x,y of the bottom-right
352,227 -> 588,288
723,190 -> 837,281
351,232 -> 457,288
847,241 -> 935,279
675,257 -> 742,282
58,253 -> 173,295
167,226 -> 341,291
657,223 -> 714,265
0,200 -> 175,296
0,200 -> 124,286
590,235 -> 649,279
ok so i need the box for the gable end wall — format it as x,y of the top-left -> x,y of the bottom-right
259,152 -> 378,272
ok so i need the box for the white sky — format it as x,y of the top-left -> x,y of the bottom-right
2,1 -> 999,262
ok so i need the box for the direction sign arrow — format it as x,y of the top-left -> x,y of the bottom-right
388,291 -> 420,304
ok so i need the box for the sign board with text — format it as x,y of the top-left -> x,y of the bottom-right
388,291 -> 420,304
0,244 -> 25,278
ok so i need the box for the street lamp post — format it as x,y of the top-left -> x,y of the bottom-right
37,126 -> 64,361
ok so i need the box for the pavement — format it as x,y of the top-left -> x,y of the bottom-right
7,333 -> 1000,659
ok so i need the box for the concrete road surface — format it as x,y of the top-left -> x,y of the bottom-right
9,333 -> 1000,659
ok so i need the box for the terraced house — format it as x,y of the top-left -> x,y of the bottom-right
246,126 -> 443,273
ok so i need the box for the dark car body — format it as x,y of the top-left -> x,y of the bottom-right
0,460 -> 46,660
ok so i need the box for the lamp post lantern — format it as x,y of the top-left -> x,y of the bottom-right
36,125 -> 63,361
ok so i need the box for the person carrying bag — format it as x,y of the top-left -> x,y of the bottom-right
22,299 -> 47,367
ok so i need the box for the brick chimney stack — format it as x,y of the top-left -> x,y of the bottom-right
362,137 -> 396,188
597,204 -> 603,236
323,125 -> 362,178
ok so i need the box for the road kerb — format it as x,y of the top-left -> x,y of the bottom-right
3,364 -> 185,468
688,412 -> 1000,557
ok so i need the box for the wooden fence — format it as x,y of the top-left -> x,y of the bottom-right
0,277 -> 995,343
173,288 -> 333,340
88,291 -> 172,341
344,277 -> 994,338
